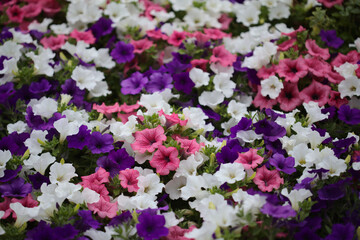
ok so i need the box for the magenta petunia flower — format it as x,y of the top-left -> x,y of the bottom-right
111,41 -> 135,64
305,58 -> 332,78
150,145 -> 180,175
118,169 -> 139,192
235,148 -> 264,170
253,165 -> 284,192
277,82 -> 303,112
276,57 -> 308,83
299,80 -> 331,107
131,125 -> 166,154
210,45 -> 237,67
305,39 -> 330,60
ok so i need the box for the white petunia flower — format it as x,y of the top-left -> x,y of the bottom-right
0,41 -> 22,60
28,18 -> 53,32
24,130 -> 48,155
165,176 -> 187,200
268,3 -> 290,20
24,152 -> 56,175
213,73 -> 236,98
281,188 -> 313,211
7,121 -> 28,134
0,150 -> 12,178
189,68 -> 210,88
10,203 -> 41,227
214,162 -> 246,184
227,100 -> 248,120
94,48 -> 115,69
303,101 -> 329,125
198,90 -> 225,109
338,76 -> 360,98
334,62 -> 358,78
261,75 -> 284,99
71,66 -> 104,91
49,162 -> 78,184
104,2 -> 130,23
25,48 -> 55,77
32,97 -> 58,119
53,118 -> 79,143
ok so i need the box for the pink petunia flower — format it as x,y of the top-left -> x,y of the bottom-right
131,125 -> 167,154
299,80 -> 331,107
218,13 -> 232,30
168,31 -> 187,46
276,57 -> 308,83
277,82 -> 302,112
281,25 -> 306,38
257,65 -> 276,79
193,31 -> 211,45
146,29 -> 168,40
235,148 -> 264,170
81,167 -> 110,185
40,35 -> 68,50
41,0 -> 62,16
165,225 -> 196,240
150,145 -> 180,175
70,29 -> 96,44
130,39 -> 154,54
159,109 -> 188,128
253,165 -> 284,192
203,28 -> 231,40
305,58 -> 332,78
93,102 -> 121,119
119,169 -> 140,193
190,59 -> 209,71
305,39 -> 330,60
88,196 -> 118,218
331,50 -> 360,67
317,0 -> 343,8
11,194 -> 39,218
253,87 -> 278,110
6,5 -> 25,23
328,90 -> 348,108
210,45 -> 236,67
22,3 -> 42,18
175,136 -> 202,157
326,70 -> 344,84
277,38 -> 296,51
0,197 -> 12,219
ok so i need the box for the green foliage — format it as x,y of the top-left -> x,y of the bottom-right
49,203 -> 79,226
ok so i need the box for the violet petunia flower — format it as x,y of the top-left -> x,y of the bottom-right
108,148 -> 135,171
136,209 -> 169,240
325,223 -> 355,240
90,17 -> 114,39
320,29 -> 344,49
108,211 -> 132,226
0,177 -> 32,197
121,72 -> 148,95
29,78 -> 51,94
111,41 -> 134,64
173,72 -> 195,94
230,117 -> 252,138
294,227 -> 322,240
254,119 -> 286,142
338,105 -> 360,125
0,132 -> 29,156
28,172 -> 51,190
318,182 -> 345,200
26,221 -> 79,240
74,210 -> 102,231
216,146 -> 238,164
268,153 -> 296,174
261,202 -> 297,218
0,165 -> 22,183
67,125 -> 91,150
88,132 -> 114,154
0,81 -> 14,104
145,72 -> 173,93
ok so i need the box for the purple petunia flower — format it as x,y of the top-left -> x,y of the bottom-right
318,182 -> 345,200
111,41 -> 135,64
74,210 -> 102,231
199,105 -> 221,121
28,172 -> 51,190
136,209 -> 169,240
26,221 -> 79,240
230,117 -> 252,138
121,72 -> 148,95
294,227 -> 322,240
0,28 -> 13,43
165,59 -> 191,74
0,81 -> 14,104
254,119 -> 286,142
29,78 -> 51,94
0,177 -> 32,197
109,210 -> 132,226
216,146 -> 238,164
264,139 -> 286,155
294,177 -> 315,190
320,29 -> 344,49
325,223 -> 355,240
0,165 -> 22,183
261,202 -> 297,218
269,153 -> 296,174
109,148 -> 135,171
145,72 -> 173,93
67,125 -> 91,150
338,105 -> 360,125
88,132 -> 114,154
333,136 -> 356,157
90,17 -> 114,39
173,72 -> 194,94
0,132 -> 29,156
96,156 -> 121,178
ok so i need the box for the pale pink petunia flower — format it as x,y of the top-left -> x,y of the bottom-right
130,39 -> 154,54
150,145 -> 180,175
131,125 -> 167,154
253,165 -> 284,192
305,39 -> 330,60
70,29 -> 96,44
40,35 -> 68,50
210,45 -> 236,67
235,148 -> 264,170
93,102 -> 121,119
88,196 -> 118,218
119,169 -> 140,192
81,167 -> 110,186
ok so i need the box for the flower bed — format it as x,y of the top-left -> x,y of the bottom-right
0,0 -> 360,239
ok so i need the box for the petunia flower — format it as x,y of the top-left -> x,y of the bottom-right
145,72 -> 173,93
111,41 -> 135,64
167,31 -> 187,46
210,45 -> 237,67
261,202 -> 297,218
299,80 -> 331,107
136,210 -> 169,240
338,105 -> 360,125
150,145 -> 180,175
130,38 -> 154,54
173,72 -> 195,94
305,39 -> 330,60
0,177 -> 32,198
276,57 -> 308,83
253,165 -> 284,192
325,223 -> 355,240
74,210 -> 102,231
67,125 -> 91,150
277,82 -> 303,112
235,148 -> 264,170
121,72 -> 149,95
131,125 -> 166,154
118,169 -> 139,192
88,132 -> 114,154
320,29 -> 344,48
269,153 -> 296,175
87,196 -> 118,218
